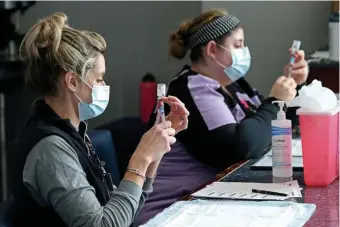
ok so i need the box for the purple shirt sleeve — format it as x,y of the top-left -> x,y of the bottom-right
188,75 -> 236,131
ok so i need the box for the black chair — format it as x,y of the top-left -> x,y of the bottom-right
0,197 -> 15,227
98,117 -> 148,178
88,129 -> 120,186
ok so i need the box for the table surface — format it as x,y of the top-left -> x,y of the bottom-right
182,160 -> 339,227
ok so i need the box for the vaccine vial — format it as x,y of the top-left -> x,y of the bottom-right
155,83 -> 166,124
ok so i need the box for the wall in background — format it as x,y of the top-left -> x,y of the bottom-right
202,1 -> 331,96
20,1 -> 332,127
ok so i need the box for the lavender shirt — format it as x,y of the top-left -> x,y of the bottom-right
132,141 -> 219,226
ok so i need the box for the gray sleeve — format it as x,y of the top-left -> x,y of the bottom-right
136,178 -> 154,216
23,135 -> 143,227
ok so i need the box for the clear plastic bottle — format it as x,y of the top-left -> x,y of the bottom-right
154,83 -> 166,125
271,101 -> 293,179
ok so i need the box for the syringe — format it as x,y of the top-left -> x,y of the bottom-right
155,83 -> 166,124
287,40 -> 301,78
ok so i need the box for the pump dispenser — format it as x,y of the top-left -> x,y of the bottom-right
273,101 -> 286,120
271,101 -> 293,179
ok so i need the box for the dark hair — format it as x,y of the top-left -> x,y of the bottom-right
142,73 -> 155,82
168,9 -> 240,62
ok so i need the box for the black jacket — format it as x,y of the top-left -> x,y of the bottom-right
12,99 -> 112,227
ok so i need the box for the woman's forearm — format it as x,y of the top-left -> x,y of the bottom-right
145,160 -> 160,178
124,153 -> 151,187
25,136 -> 151,227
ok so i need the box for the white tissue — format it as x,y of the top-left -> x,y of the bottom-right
288,80 -> 338,113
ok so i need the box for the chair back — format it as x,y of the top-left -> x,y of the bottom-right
0,197 -> 15,227
88,129 -> 120,186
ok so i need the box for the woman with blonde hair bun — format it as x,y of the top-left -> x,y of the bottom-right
13,12 -> 189,227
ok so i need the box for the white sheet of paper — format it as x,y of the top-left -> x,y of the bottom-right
161,201 -> 298,227
280,180 -> 302,197
141,200 -> 316,227
191,181 -> 302,201
253,155 -> 303,168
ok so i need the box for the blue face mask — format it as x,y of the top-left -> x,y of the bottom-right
216,46 -> 251,82
74,81 -> 110,121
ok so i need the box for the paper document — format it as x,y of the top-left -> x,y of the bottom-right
191,181 -> 302,201
252,156 -> 303,169
281,180 -> 303,192
141,200 -> 316,227
267,139 -> 302,157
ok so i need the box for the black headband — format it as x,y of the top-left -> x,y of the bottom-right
188,14 -> 241,49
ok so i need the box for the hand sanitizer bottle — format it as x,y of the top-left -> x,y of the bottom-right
271,101 -> 293,179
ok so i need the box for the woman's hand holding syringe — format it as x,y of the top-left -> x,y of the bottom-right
287,40 -> 301,78
143,84 -> 190,178
283,40 -> 309,86
269,40 -> 309,104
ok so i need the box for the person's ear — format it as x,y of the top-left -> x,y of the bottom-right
63,72 -> 78,92
204,40 -> 219,60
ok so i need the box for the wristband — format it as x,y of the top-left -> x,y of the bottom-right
126,168 -> 146,180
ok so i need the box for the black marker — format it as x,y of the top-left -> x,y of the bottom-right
251,189 -> 289,197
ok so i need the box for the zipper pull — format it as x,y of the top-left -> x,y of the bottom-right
105,172 -> 115,191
